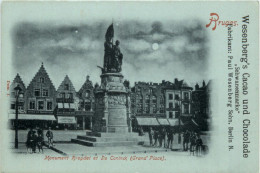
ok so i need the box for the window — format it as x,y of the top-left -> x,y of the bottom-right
10,104 -> 15,109
175,94 -> 180,100
29,101 -> 35,110
145,104 -> 149,113
169,102 -> 173,108
152,95 -> 157,103
184,104 -> 189,114
175,102 -> 180,109
61,92 -> 65,98
42,89 -> 48,97
160,96 -> 164,104
184,92 -> 189,100
85,102 -> 91,111
169,94 -> 173,100
64,84 -> 69,90
160,104 -> 164,113
169,112 -> 173,118
145,94 -> 149,103
85,91 -> 90,98
34,89 -> 40,97
153,104 -> 157,113
47,102 -> 52,110
38,101 -> 44,110
69,93 -> 73,99
40,77 -> 45,83
18,102 -> 24,110
137,104 -> 142,113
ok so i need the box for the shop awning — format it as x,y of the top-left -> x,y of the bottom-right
157,118 -> 170,125
57,116 -> 76,124
168,118 -> 183,126
64,103 -> 70,109
8,114 -> 56,121
58,103 -> 63,108
136,117 -> 159,126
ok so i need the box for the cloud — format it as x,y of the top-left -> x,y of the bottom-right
12,20 -> 209,90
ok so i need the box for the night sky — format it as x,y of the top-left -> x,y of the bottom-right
12,20 -> 209,90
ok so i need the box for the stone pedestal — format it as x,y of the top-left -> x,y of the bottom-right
93,73 -> 129,133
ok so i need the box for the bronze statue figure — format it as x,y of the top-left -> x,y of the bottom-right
102,24 -> 123,73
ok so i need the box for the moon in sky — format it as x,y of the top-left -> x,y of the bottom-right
152,43 -> 159,50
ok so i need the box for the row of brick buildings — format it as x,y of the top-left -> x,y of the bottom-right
9,63 -> 211,131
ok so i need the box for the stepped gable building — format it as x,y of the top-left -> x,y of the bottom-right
130,78 -> 193,130
56,75 -> 77,128
8,74 -> 27,128
25,63 -> 56,128
76,75 -> 95,130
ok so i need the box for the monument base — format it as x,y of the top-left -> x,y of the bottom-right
71,132 -> 143,147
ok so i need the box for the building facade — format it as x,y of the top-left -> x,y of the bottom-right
56,75 -> 77,129
130,79 -> 193,131
76,75 -> 95,130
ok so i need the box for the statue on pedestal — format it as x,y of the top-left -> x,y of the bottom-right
102,24 -> 123,73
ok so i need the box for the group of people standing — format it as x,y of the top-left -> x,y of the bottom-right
146,127 -> 204,154
26,127 -> 54,154
148,127 -> 175,149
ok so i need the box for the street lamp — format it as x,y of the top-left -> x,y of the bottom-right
14,84 -> 22,149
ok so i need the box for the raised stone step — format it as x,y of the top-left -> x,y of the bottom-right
71,138 -> 137,147
86,132 -> 140,138
77,135 -> 139,142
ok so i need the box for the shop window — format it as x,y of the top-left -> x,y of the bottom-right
47,102 -> 52,110
42,89 -> 48,97
34,89 -> 40,97
29,101 -> 35,110
169,94 -> 173,100
38,101 -> 44,110
169,112 -> 173,118
169,102 -> 173,108
64,84 -> 69,90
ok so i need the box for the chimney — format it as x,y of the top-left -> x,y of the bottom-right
86,75 -> 90,81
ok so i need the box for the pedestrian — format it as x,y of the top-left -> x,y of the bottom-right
189,131 -> 197,155
183,130 -> 190,151
26,128 -> 33,154
46,127 -> 54,148
167,128 -> 174,149
37,129 -> 44,153
148,127 -> 154,146
161,127 -> 167,148
31,130 -> 37,153
153,129 -> 158,147
195,134 -> 203,156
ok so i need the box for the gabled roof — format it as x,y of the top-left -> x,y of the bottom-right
78,75 -> 93,94
27,63 -> 56,90
57,75 -> 76,92
10,73 -> 26,90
